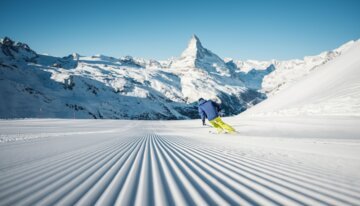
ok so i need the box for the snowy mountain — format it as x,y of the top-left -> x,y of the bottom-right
0,37 -> 38,61
171,35 -> 231,76
166,35 -> 265,114
243,39 -> 360,117
1,35 -> 357,119
231,40 -> 357,96
0,36 -> 263,119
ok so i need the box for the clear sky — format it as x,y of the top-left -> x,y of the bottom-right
1,0 -> 359,61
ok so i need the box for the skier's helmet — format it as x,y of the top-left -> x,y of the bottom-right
198,98 -> 204,102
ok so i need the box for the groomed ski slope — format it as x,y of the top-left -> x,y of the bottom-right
0,118 -> 360,206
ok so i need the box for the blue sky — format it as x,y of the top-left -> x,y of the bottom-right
1,0 -> 359,60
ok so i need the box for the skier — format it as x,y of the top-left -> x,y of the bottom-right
198,98 -> 236,134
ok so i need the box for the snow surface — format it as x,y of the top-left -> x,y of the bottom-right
244,40 -> 360,117
0,117 -> 359,205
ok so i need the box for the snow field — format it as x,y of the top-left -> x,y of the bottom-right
0,119 -> 359,205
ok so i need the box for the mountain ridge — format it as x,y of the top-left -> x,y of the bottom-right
0,36 -> 262,119
0,35 -> 356,119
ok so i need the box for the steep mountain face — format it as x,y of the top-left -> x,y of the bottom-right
171,35 -> 231,76
0,36 -> 263,119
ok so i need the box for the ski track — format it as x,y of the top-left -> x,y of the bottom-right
0,121 -> 360,206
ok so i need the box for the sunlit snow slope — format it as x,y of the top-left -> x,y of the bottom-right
244,40 -> 360,116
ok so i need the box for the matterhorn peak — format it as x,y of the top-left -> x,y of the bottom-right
180,34 -> 208,59
171,35 -> 231,76
188,34 -> 202,49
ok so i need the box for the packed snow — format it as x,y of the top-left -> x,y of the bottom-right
0,117 -> 359,206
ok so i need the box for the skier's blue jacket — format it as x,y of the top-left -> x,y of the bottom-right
198,99 -> 221,121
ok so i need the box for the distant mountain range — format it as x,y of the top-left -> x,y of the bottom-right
0,35 -> 356,119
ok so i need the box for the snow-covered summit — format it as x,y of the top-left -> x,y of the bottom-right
180,35 -> 207,59
0,36 -> 37,61
172,35 -> 231,76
